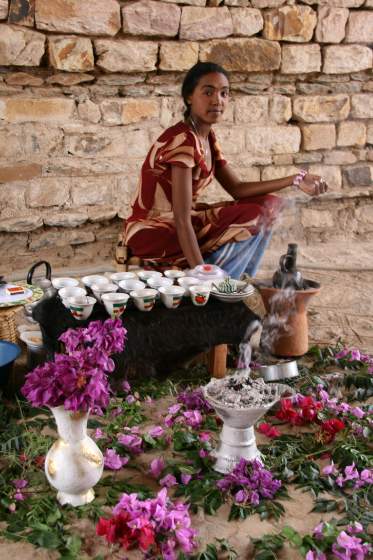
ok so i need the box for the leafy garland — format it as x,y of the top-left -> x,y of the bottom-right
0,343 -> 372,559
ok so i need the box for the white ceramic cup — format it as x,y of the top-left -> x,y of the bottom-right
189,285 -> 211,307
164,269 -> 186,281
81,275 -> 109,288
58,286 -> 87,308
91,282 -> 118,302
147,276 -> 173,290
177,277 -> 200,296
66,295 -> 96,320
137,270 -> 163,282
118,279 -> 146,294
101,292 -> 129,318
158,285 -> 185,309
109,271 -> 137,284
130,288 -> 158,312
52,277 -> 79,290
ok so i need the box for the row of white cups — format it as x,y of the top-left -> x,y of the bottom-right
53,269 -> 213,320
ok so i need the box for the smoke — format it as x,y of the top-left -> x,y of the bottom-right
236,319 -> 261,371
260,287 -> 297,355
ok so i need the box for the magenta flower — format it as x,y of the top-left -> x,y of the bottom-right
347,522 -> 364,535
149,426 -> 165,438
122,380 -> 131,393
12,479 -> 28,501
149,457 -> 165,478
168,404 -> 182,415
22,319 -> 126,412
344,463 -> 359,482
332,531 -> 372,560
350,407 -> 365,419
159,474 -> 177,488
198,432 -> 210,442
183,410 -> 203,429
100,488 -> 198,558
93,428 -> 105,440
126,395 -> 136,404
104,449 -> 128,470
234,489 -> 247,503
177,388 -> 214,413
181,474 -> 192,485
217,459 -> 281,506
118,433 -> 143,454
306,552 -> 326,560
322,462 -> 338,476
313,522 -> 325,540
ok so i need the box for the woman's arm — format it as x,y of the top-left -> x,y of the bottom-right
171,165 -> 204,268
215,163 -> 327,199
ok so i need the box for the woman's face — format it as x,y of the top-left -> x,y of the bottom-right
187,72 -> 230,125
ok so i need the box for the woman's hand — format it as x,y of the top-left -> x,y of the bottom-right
299,173 -> 328,196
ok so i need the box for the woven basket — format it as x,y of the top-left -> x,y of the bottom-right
0,306 -> 20,343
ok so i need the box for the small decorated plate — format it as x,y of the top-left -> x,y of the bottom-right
211,281 -> 255,303
0,283 -> 44,308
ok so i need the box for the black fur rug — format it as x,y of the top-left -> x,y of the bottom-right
33,294 -> 260,379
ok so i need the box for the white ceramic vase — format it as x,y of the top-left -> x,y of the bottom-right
45,406 -> 104,507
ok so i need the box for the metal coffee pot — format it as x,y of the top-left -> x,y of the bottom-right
24,261 -> 57,318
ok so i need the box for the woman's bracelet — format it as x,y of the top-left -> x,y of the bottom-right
292,169 -> 307,189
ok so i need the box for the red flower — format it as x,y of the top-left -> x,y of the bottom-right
275,397 -> 323,426
257,422 -> 280,438
96,512 -> 155,552
34,455 -> 45,468
298,396 -> 323,424
275,399 -> 299,425
319,418 -> 345,443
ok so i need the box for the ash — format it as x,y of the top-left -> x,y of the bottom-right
205,371 -> 278,408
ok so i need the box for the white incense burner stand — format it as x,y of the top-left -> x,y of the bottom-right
203,383 -> 289,474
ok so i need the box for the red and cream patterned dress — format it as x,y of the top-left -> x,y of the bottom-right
124,121 -> 281,268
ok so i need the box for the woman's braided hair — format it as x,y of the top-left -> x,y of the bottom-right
181,62 -> 229,119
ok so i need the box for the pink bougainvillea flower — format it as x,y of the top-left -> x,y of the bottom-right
12,479 -> 28,489
350,407 -> 365,419
148,426 -> 165,438
306,552 -> 326,560
168,404 -> 182,415
313,522 -> 324,540
149,457 -> 165,479
257,422 -> 280,438
93,428 -> 105,440
122,380 -> 131,393
322,462 -> 338,476
159,474 -> 177,488
12,479 -> 28,501
183,410 -> 203,429
198,432 -> 210,442
343,463 -> 359,482
347,522 -> 363,535
104,449 -> 128,471
180,474 -> 192,485
126,395 -> 136,404
118,433 -> 143,455
332,530 -> 372,560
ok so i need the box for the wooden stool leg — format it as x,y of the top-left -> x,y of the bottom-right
208,344 -> 227,378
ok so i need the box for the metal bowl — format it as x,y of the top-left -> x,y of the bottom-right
259,360 -> 298,382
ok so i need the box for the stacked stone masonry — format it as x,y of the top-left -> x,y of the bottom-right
0,0 -> 372,274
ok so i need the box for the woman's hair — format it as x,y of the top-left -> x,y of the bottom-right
181,62 -> 229,119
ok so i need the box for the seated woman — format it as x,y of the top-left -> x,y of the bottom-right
123,62 -> 327,279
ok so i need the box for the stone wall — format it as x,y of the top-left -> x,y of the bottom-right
0,0 -> 372,276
